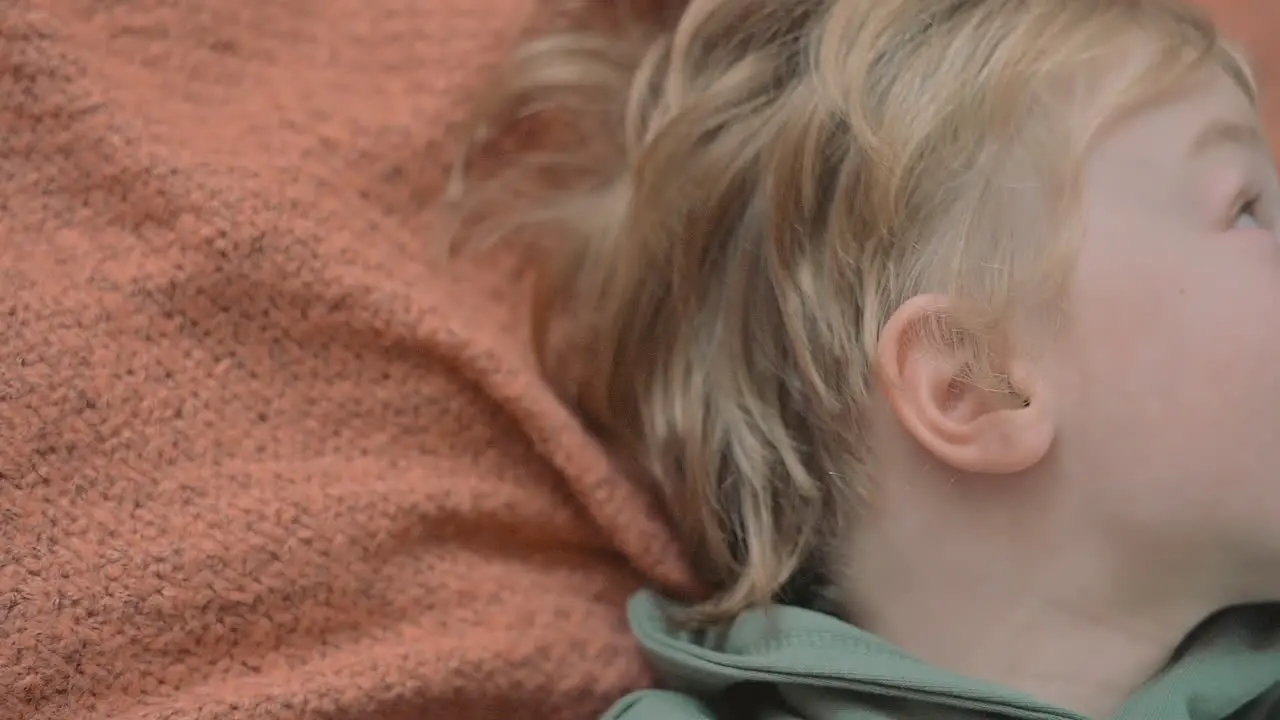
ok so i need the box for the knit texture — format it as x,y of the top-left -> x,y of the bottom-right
0,1 -> 695,719
0,1 -> 1272,719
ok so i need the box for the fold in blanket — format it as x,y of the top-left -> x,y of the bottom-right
0,0 -> 1272,719
0,1 -> 693,719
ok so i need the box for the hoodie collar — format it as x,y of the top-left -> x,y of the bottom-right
628,591 -> 1280,720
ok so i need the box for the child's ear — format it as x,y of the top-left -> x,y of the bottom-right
875,294 -> 1054,475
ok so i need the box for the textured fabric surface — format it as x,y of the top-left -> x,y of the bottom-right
0,1 -> 1272,719
0,1 -> 695,719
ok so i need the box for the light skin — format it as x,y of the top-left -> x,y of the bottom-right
848,68 -> 1280,719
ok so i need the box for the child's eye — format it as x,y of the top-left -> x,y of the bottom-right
1233,196 -> 1262,230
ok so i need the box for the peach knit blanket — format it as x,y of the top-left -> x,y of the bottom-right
0,0 -> 1271,718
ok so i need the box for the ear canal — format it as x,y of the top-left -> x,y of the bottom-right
991,371 -> 1031,408
1005,377 -> 1031,408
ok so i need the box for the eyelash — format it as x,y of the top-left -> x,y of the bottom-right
1231,190 -> 1262,225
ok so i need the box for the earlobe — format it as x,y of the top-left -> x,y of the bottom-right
876,295 -> 1054,476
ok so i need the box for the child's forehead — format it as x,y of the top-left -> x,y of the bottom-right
1089,68 -> 1261,161
1018,42 -> 1256,186
1018,11 -> 1251,115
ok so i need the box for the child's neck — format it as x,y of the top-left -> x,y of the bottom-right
849,580 -> 1188,718
842,486 -> 1223,719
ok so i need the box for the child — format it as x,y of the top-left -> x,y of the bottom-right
457,0 -> 1280,717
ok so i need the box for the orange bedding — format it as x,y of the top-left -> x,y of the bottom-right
0,1 -> 1271,719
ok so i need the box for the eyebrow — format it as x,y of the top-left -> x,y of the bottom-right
1187,119 -> 1270,158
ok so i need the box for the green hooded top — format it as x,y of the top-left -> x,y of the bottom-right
604,591 -> 1280,720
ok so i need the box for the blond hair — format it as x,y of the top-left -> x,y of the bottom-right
452,0 -> 1255,624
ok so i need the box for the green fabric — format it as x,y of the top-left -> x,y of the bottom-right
604,591 -> 1280,720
